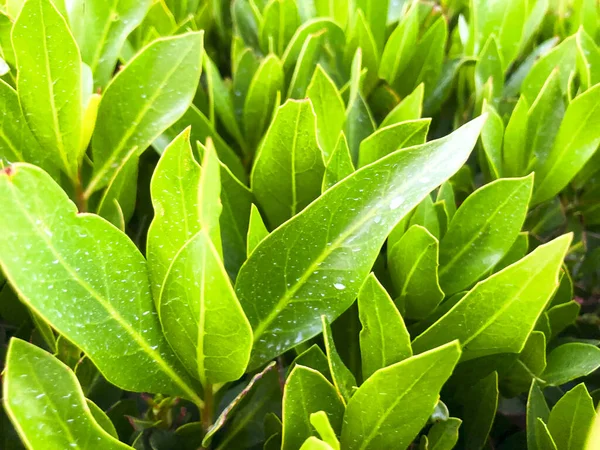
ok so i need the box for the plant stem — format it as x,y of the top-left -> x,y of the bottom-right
201,384 -> 214,433
74,173 -> 87,213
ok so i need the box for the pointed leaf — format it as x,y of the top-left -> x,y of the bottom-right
358,273 -> 412,380
413,235 -> 571,360
87,32 -> 204,194
542,343 -> 600,387
3,339 -> 131,449
461,372 -> 498,450
236,117 -> 485,370
247,204 -> 269,256
439,176 -> 533,295
340,341 -> 462,450
528,380 -> 551,450
322,316 -> 356,404
251,99 -> 325,228
548,384 -> 596,450
322,132 -> 354,191
380,83 -> 424,128
0,164 -> 200,400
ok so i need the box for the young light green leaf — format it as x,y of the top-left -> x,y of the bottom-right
479,101 -> 504,179
344,10 -> 379,94
322,316 -> 356,404
0,79 -> 57,178
288,32 -> 324,99
548,384 -> 596,450
310,411 -> 340,450
576,28 -> 600,91
159,230 -> 252,386
300,437 -> 335,450
70,0 -> 151,89
243,54 -> 284,151
236,116 -> 486,370
494,232 -> 529,272
3,339 -> 132,449
438,175 -> 534,295
146,129 -> 221,302
537,419 -> 558,450
380,83 -> 424,128
378,3 -> 418,87
87,32 -> 204,195
532,83 -> 600,205
322,132 -> 354,191
357,119 -> 430,168
502,95 -> 529,177
251,99 -> 325,228
313,0 -> 348,28
292,345 -> 331,379
461,372 -> 498,450
0,164 -> 201,401
259,0 -> 300,56
341,341 -> 461,450
345,91 -> 375,165
12,0 -> 82,181
547,300 -> 580,338
527,380 -> 551,450
526,69 -> 564,175
413,234 -> 571,360
282,366 -> 345,450
307,65 -> 345,159
437,181 -> 456,219
542,343 -> 600,386
247,204 -> 269,256
475,35 -> 504,107
358,273 -> 412,380
388,225 -> 444,320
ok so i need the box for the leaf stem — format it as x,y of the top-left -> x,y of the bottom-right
201,383 -> 214,433
74,173 -> 87,213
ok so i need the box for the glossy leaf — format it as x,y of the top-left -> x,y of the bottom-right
425,417 -> 461,450
341,341 -> 461,450
547,384 -> 596,450
87,32 -> 204,194
438,175 -> 533,295
259,0 -> 300,56
358,273 -> 412,380
380,83 -> 424,128
357,119 -> 430,168
3,338 -> 131,449
388,225 -> 444,320
542,343 -> 600,387
322,132 -> 354,191
527,380 -> 551,450
322,316 -> 356,404
281,366 -> 345,450
247,204 -> 269,256
12,0 -> 82,181
0,164 -> 200,401
251,99 -> 325,228
413,235 -> 571,361
236,117 -> 485,370
306,65 -> 345,159
461,372 -> 498,450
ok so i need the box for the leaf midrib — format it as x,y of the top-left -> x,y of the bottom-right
6,181 -> 200,404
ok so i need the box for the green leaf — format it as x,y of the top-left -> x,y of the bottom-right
388,225 -> 444,320
247,204 -> 269,256
548,384 -> 596,450
147,129 -> 220,302
281,366 -> 345,450
310,411 -> 340,450
0,79 -> 57,177
438,175 -> 534,295
251,99 -> 326,228
345,91 -> 376,165
260,0 -> 300,56
526,69 -> 565,177
357,118 -> 430,168
3,338 -> 131,449
87,32 -> 204,195
437,181 -> 456,219
0,164 -> 201,401
341,341 -> 462,450
87,399 -> 119,438
355,0 -> 388,53
358,273 -> 412,380
576,28 -> 600,91
243,54 -> 284,151
159,229 -> 252,386
542,343 -> 600,387
322,316 -> 356,404
547,300 -> 580,339
380,83 -> 424,128
12,0 -> 82,181
300,437 -> 334,450
292,344 -> 331,379
322,132 -> 354,191
288,32 -> 324,99
527,380 -> 551,450
344,10 -> 379,94
236,117 -> 485,370
521,35 -> 576,102
532,83 -> 600,205
413,235 -> 571,361
70,0 -> 151,89
314,0 -> 348,28
425,418 -> 461,450
537,418 -> 558,450
461,372 -> 498,450
502,95 -> 529,177
378,3 -> 418,87
479,101 -> 504,179
306,65 -> 345,159
475,35 -> 504,107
